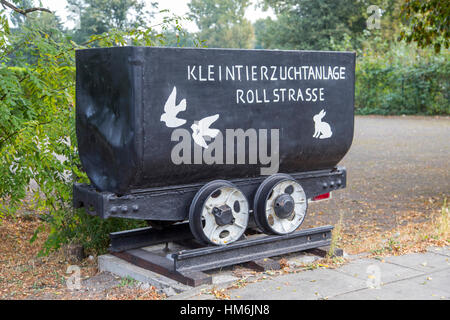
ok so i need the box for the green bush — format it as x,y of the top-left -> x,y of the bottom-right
34,209 -> 147,256
355,49 -> 449,115
0,8 -> 197,256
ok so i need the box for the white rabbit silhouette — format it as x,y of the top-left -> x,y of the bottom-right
313,109 -> 332,139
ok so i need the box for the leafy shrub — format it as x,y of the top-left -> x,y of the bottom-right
355,46 -> 449,115
0,8 -> 197,256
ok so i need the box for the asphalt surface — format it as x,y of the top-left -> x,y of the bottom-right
303,115 -> 450,233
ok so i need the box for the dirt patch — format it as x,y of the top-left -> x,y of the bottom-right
0,216 -> 163,300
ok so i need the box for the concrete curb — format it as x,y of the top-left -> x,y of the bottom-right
98,254 -> 240,297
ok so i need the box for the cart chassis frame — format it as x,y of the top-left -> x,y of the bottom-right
73,167 -> 346,221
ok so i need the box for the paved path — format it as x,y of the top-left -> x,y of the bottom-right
224,247 -> 450,300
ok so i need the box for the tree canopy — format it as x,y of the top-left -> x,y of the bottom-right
66,0 -> 154,44
255,0 -> 372,50
188,0 -> 254,49
399,0 -> 449,53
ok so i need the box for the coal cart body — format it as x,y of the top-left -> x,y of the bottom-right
74,47 -> 355,245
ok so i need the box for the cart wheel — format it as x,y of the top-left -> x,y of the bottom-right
254,174 -> 308,235
189,180 -> 249,245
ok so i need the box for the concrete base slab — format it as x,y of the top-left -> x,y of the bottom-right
98,254 -> 240,296
212,274 -> 240,285
98,254 -> 191,293
285,253 -> 320,268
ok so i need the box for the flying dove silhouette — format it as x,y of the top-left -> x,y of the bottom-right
160,86 -> 187,128
191,114 -> 220,149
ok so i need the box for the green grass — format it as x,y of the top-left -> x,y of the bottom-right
117,276 -> 138,288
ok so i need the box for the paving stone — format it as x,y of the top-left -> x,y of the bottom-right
384,252 -> 450,273
226,268 -> 367,300
403,269 -> 450,295
332,273 -> 450,300
332,258 -> 424,285
427,246 -> 450,257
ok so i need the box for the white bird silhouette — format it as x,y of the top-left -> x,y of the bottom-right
191,114 -> 220,149
160,86 -> 187,128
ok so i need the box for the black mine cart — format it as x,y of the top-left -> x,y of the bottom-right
73,47 -> 355,285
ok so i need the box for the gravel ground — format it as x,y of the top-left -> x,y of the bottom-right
302,115 -> 449,239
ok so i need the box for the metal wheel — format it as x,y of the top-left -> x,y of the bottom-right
254,174 -> 308,235
189,180 -> 249,245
